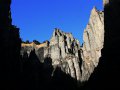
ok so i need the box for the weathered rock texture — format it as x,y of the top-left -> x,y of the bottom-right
21,29 -> 82,82
21,32 -> 80,89
82,0 -> 120,89
50,29 -> 81,81
81,7 -> 104,81
21,6 -> 104,83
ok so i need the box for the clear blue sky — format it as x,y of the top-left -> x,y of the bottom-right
11,0 -> 103,43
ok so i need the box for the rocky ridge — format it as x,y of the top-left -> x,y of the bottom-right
21,28 -> 82,82
21,7 -> 104,84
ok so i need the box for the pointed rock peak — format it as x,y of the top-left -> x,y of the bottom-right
91,6 -> 104,15
103,0 -> 110,6
93,6 -> 97,10
89,6 -> 104,21
54,28 -> 60,33
52,28 -> 72,37
50,28 -> 80,46
52,28 -> 63,37
91,6 -> 98,14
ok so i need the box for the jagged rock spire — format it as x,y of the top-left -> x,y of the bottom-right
81,7 -> 104,81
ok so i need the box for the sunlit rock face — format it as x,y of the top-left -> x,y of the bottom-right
21,41 -> 49,63
21,29 -> 82,82
49,29 -> 81,81
81,7 -> 104,81
21,7 -> 104,85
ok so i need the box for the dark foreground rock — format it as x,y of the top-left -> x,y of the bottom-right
0,0 -> 21,89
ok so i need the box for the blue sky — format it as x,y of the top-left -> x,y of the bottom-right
11,0 -> 103,43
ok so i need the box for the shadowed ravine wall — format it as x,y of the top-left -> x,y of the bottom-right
0,0 -> 21,89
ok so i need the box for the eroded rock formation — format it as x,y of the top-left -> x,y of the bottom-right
21,6 -> 104,84
82,0 -> 120,89
81,7 -> 104,81
21,29 -> 82,83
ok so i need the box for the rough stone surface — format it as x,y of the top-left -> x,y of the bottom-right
21,28 -> 82,82
21,8 -> 104,83
21,41 -> 49,63
82,0 -> 120,89
81,7 -> 104,81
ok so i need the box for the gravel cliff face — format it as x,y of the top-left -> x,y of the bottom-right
21,7 -> 104,85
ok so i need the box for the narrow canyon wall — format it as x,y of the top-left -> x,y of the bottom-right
0,0 -> 21,89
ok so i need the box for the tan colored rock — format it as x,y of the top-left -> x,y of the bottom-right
21,29 -> 82,82
81,7 -> 104,81
49,29 -> 82,81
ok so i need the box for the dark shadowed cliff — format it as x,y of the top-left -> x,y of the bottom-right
0,0 -> 21,89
